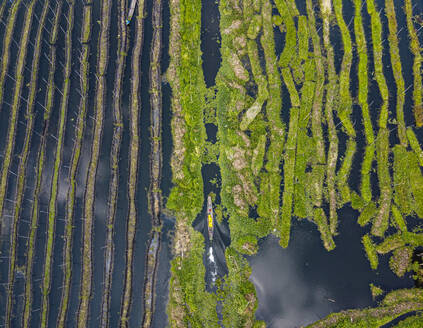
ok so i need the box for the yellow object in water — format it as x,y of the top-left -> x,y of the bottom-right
208,214 -> 213,228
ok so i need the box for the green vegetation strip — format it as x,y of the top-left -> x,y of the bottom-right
371,128 -> 392,237
362,234 -> 378,269
0,0 -> 22,116
408,151 -> 423,218
40,2 -> 74,327
142,0 -> 163,325
0,0 -> 23,233
321,1 -> 339,235
279,106 -> 299,247
77,0 -> 110,324
166,0 -> 207,221
166,0 -> 214,323
392,145 -> 412,216
404,0 -> 422,127
58,4 -> 91,328
333,0 -> 354,136
354,0 -> 374,144
4,0 -> 36,324
367,0 -> 389,128
307,289 -> 423,328
275,0 -> 296,68
306,0 -> 325,209
23,1 -> 61,326
337,139 -> 356,205
120,0 -> 144,325
221,248 -> 264,327
99,0 -> 123,326
385,0 -> 407,146
406,127 -> 423,166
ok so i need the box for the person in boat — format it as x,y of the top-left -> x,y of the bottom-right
207,196 -> 214,241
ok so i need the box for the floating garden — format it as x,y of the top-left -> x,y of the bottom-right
0,0 -> 422,327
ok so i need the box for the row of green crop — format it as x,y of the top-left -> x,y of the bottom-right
385,0 -> 407,146
332,0 -> 355,137
404,0 -> 423,127
40,2 -> 74,327
4,0 -> 37,325
166,0 -> 207,221
0,0 -> 23,234
23,1 -> 62,325
367,0 -> 389,129
321,0 -> 339,236
120,0 -> 144,325
99,0 -> 124,325
307,58 -> 325,212
372,128 -> 392,237
354,0 -> 374,144
58,4 -> 91,327
78,0 -> 110,326
166,0 -> 214,323
277,0 -> 301,248
142,0 -> 163,325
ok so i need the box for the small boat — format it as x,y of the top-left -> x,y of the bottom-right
126,0 -> 137,25
207,196 -> 214,241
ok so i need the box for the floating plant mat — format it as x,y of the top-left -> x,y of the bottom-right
1,0 -> 423,327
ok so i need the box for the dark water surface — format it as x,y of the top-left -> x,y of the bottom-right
1,0 -> 422,326
249,208 -> 414,327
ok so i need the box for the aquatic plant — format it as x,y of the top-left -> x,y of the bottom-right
220,248 -> 265,327
404,0 -> 423,127
306,0 -> 325,214
372,128 -> 392,237
333,0 -> 353,128
354,0 -> 374,144
385,0 -> 407,146
366,0 -> 389,129
307,288 -> 423,327
392,145 -> 412,216
321,0 -> 340,235
363,234 -> 379,270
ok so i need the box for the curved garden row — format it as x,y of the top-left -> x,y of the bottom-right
22,1 -> 62,326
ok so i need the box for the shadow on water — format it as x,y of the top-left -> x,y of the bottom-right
249,207 -> 413,328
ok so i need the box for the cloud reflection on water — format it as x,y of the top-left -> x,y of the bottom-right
248,209 -> 414,328
250,236 -> 333,328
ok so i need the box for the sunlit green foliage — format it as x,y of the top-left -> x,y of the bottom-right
385,0 -> 407,145
404,0 -> 423,127
363,234 -> 378,270
392,145 -> 412,215
366,0 -> 389,129
372,129 -> 392,237
354,0 -> 374,144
